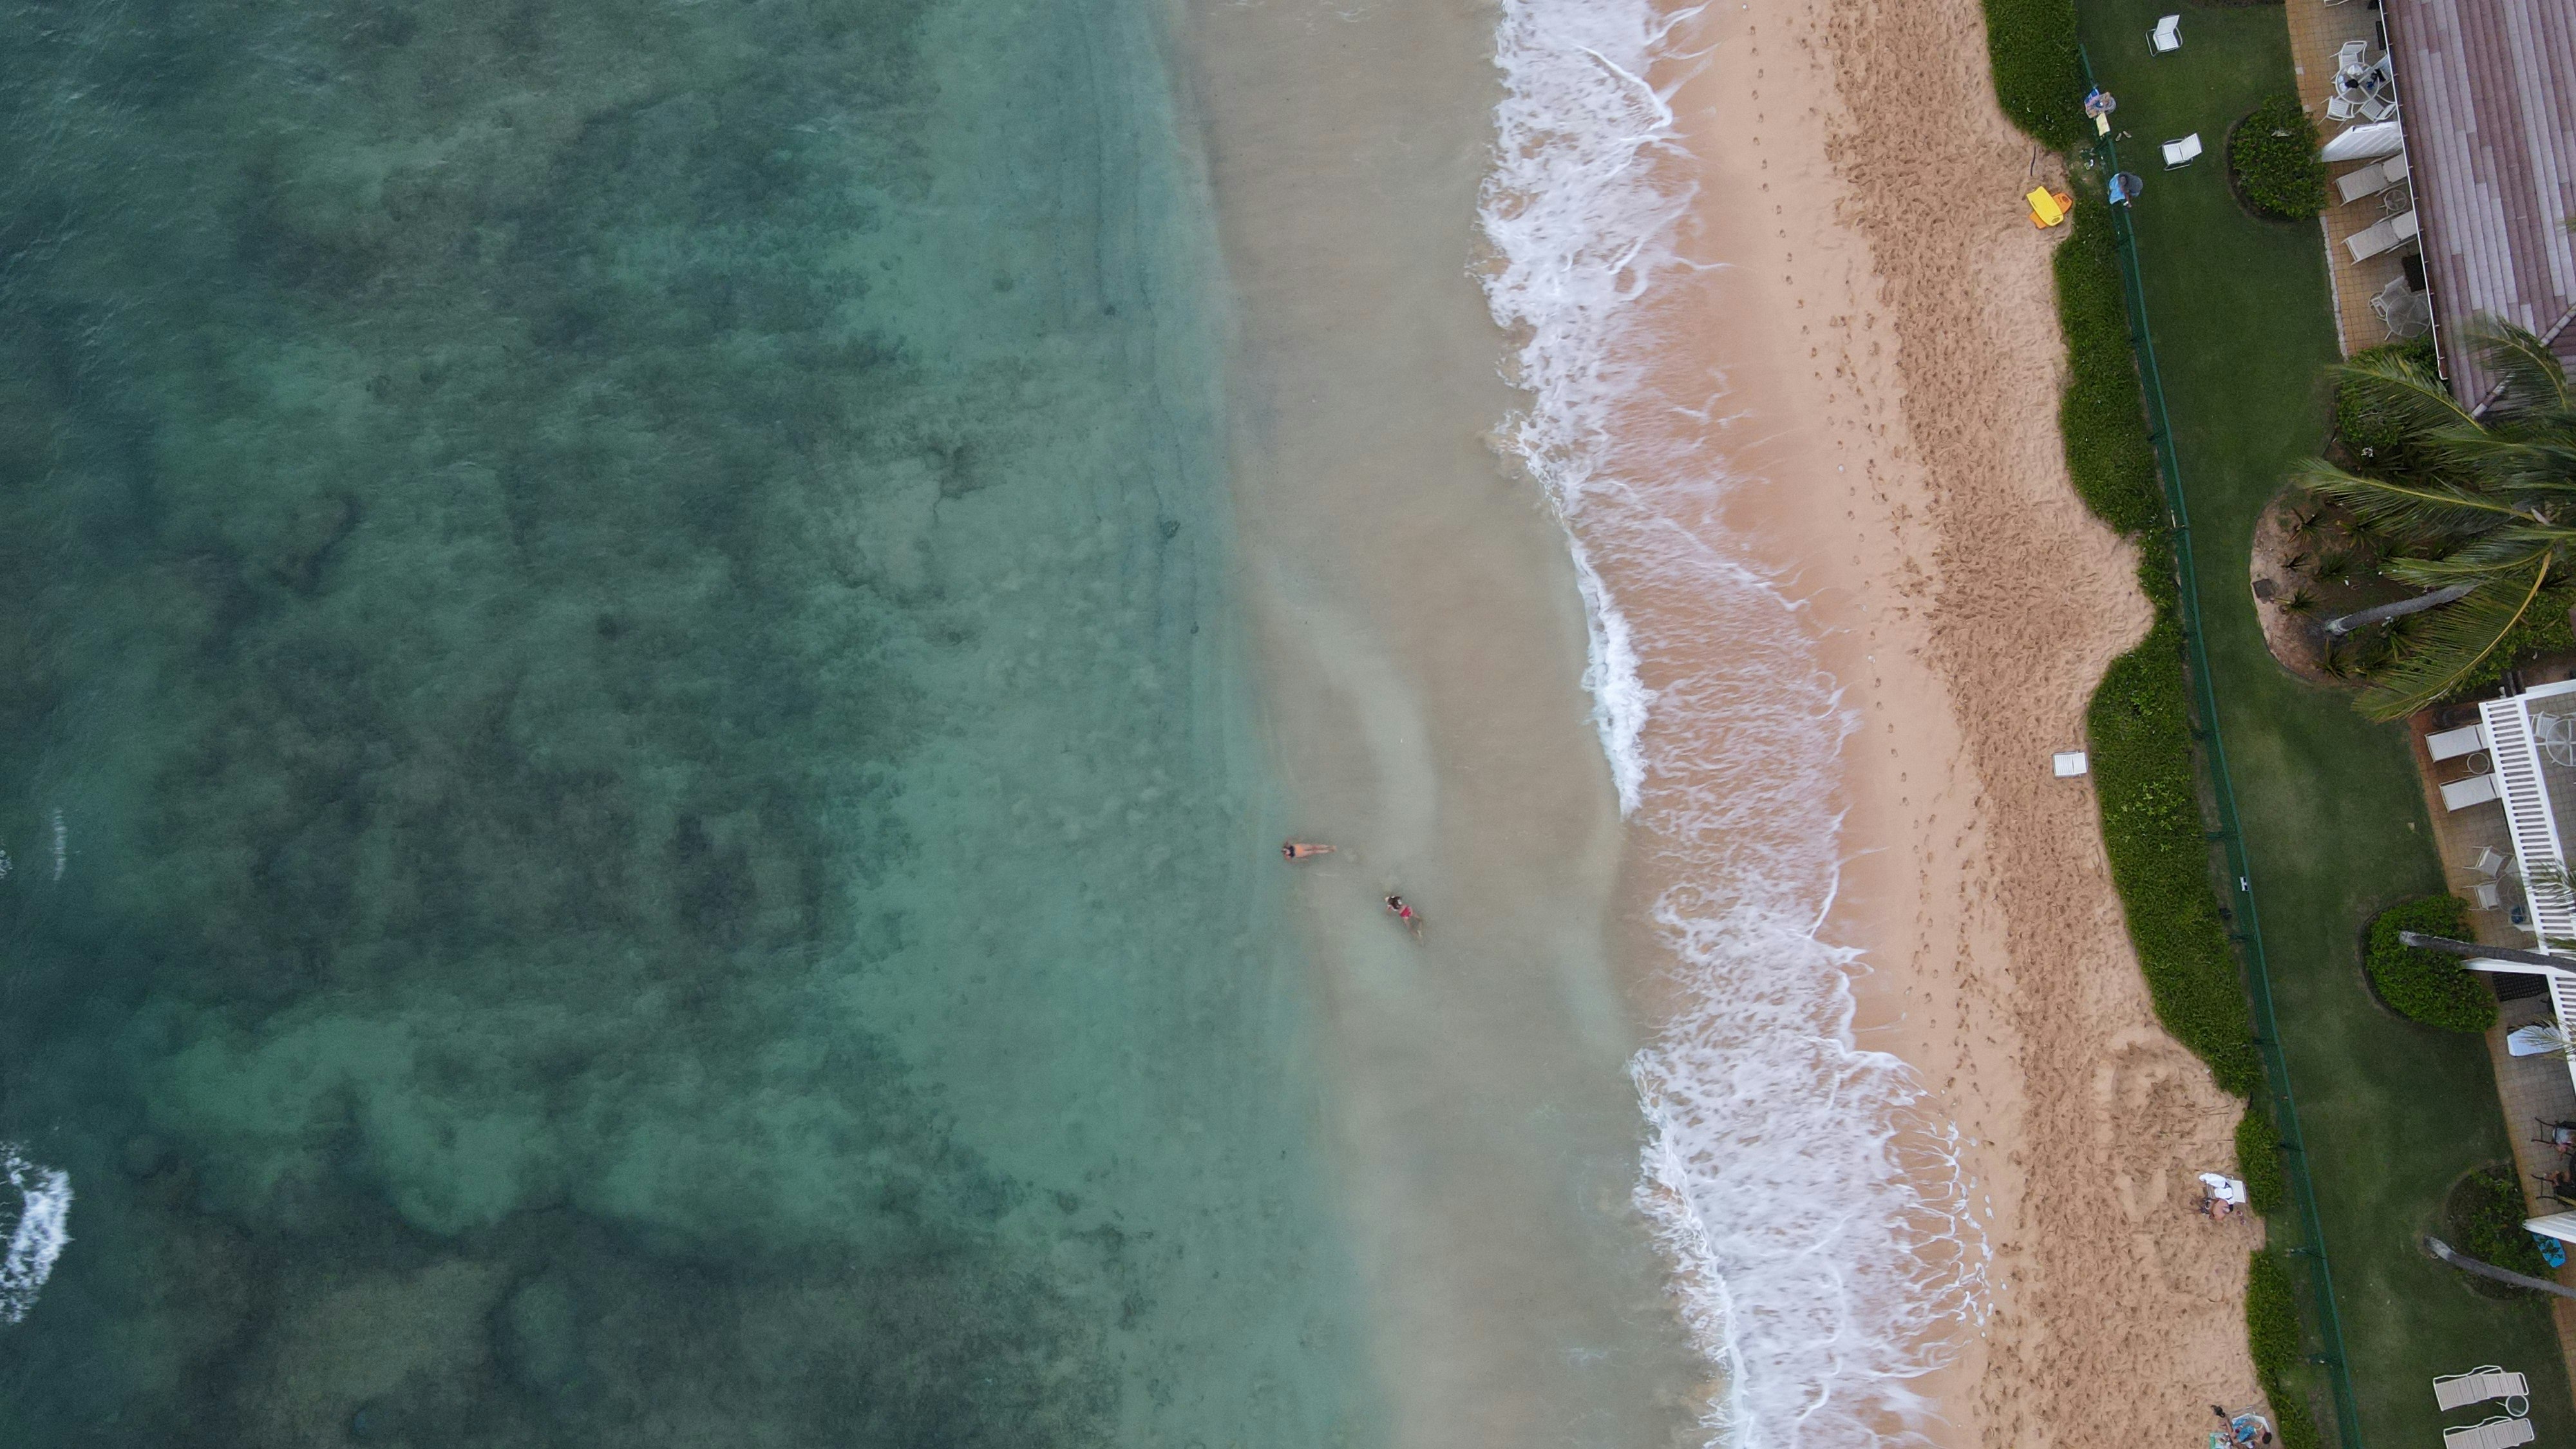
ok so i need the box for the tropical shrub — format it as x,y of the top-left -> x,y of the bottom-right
2056,211 -> 2164,536
2088,622 -> 2261,1094
1978,0 -> 2085,148
2364,895 -> 2497,1031
2235,1107 -> 2286,1216
2246,1252 -> 2324,1449
2228,96 -> 2329,220
2450,1165 -> 2556,1292
2335,337 -> 2438,464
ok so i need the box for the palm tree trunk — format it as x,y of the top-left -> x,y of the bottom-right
2323,582 -> 2477,636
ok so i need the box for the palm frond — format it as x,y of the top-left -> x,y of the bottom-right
2468,319 -> 2574,417
2295,459 -> 2521,542
2353,559 -> 2555,720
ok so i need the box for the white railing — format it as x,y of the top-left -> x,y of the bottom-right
2479,689 -> 2576,1091
2479,696 -> 2576,944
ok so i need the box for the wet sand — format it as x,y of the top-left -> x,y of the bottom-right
1173,0 -> 1710,1444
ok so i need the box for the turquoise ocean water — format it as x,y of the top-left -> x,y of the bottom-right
0,0 -> 1373,1441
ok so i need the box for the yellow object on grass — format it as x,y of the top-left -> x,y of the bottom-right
2025,186 -> 2072,228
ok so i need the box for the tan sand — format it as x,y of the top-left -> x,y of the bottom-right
1628,0 -> 2272,1441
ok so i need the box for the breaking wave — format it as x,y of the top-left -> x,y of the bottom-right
1476,1 -> 1987,1444
1,1144 -> 71,1327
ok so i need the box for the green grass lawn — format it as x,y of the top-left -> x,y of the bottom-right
2069,3 -> 2575,1444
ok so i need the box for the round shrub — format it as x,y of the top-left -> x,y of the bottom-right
2228,95 -> 2328,220
2364,895 -> 2496,1031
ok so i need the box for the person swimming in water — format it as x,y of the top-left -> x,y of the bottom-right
1383,895 -> 1421,940
1281,842 -> 1334,860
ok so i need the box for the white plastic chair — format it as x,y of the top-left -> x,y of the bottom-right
2463,846 -> 2506,876
2337,39 -> 2369,71
2361,95 -> 2399,122
2327,95 -> 2361,123
2149,14 -> 2181,52
2161,133 -> 2203,169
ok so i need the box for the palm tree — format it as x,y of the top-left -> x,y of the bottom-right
2296,322 -> 2576,719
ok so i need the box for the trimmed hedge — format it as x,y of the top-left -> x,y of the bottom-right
2087,621 -> 2263,1095
2451,1165 -> 2557,1290
1978,0 -> 2086,148
2226,95 -> 2329,220
2055,212 -> 2165,537
2235,1106 -> 2286,1217
2247,1253 -> 2325,1449
2363,895 -> 2497,1032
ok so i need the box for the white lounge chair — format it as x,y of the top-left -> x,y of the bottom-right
2427,723 -> 2488,761
2437,1367 -> 2532,1415
2338,156 -> 2406,204
2161,133 -> 2203,169
2442,1414 -> 2535,1449
2150,14 -> 2181,52
2346,209 -> 2420,263
2443,773 -> 2501,811
2327,95 -> 2362,124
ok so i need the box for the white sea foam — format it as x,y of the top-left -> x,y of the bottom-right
1477,1 -> 1986,1443
1,1144 -> 71,1327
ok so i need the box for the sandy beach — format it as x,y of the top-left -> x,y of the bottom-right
1640,0 -> 2271,1440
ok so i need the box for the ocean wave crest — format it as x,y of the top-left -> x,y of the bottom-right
1477,1 -> 1987,1443
2,1144 -> 73,1327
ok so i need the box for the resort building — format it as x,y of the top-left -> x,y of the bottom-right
2297,0 -> 2576,405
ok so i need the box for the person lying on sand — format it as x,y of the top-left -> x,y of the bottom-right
1281,842 -> 1334,860
1383,895 -> 1421,940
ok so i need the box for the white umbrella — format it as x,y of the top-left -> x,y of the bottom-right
2322,120 -> 2404,162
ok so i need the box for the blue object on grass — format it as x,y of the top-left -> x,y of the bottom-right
2533,1231 -> 2566,1268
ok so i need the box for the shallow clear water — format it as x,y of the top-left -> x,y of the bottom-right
0,0 -> 1372,1442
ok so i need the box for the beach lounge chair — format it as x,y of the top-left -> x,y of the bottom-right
2149,14 -> 2181,52
2442,773 -> 2501,811
2436,1368 -> 2532,1416
2428,722 -> 2488,761
2337,155 -> 2407,204
2441,1415 -> 2534,1449
2161,133 -> 2202,169
2346,208 -> 2420,263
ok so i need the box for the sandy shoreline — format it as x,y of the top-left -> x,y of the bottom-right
1640,0 -> 2269,1440
1175,0 -> 2264,1439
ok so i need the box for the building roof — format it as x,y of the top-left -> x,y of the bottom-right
2383,0 -> 2576,408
